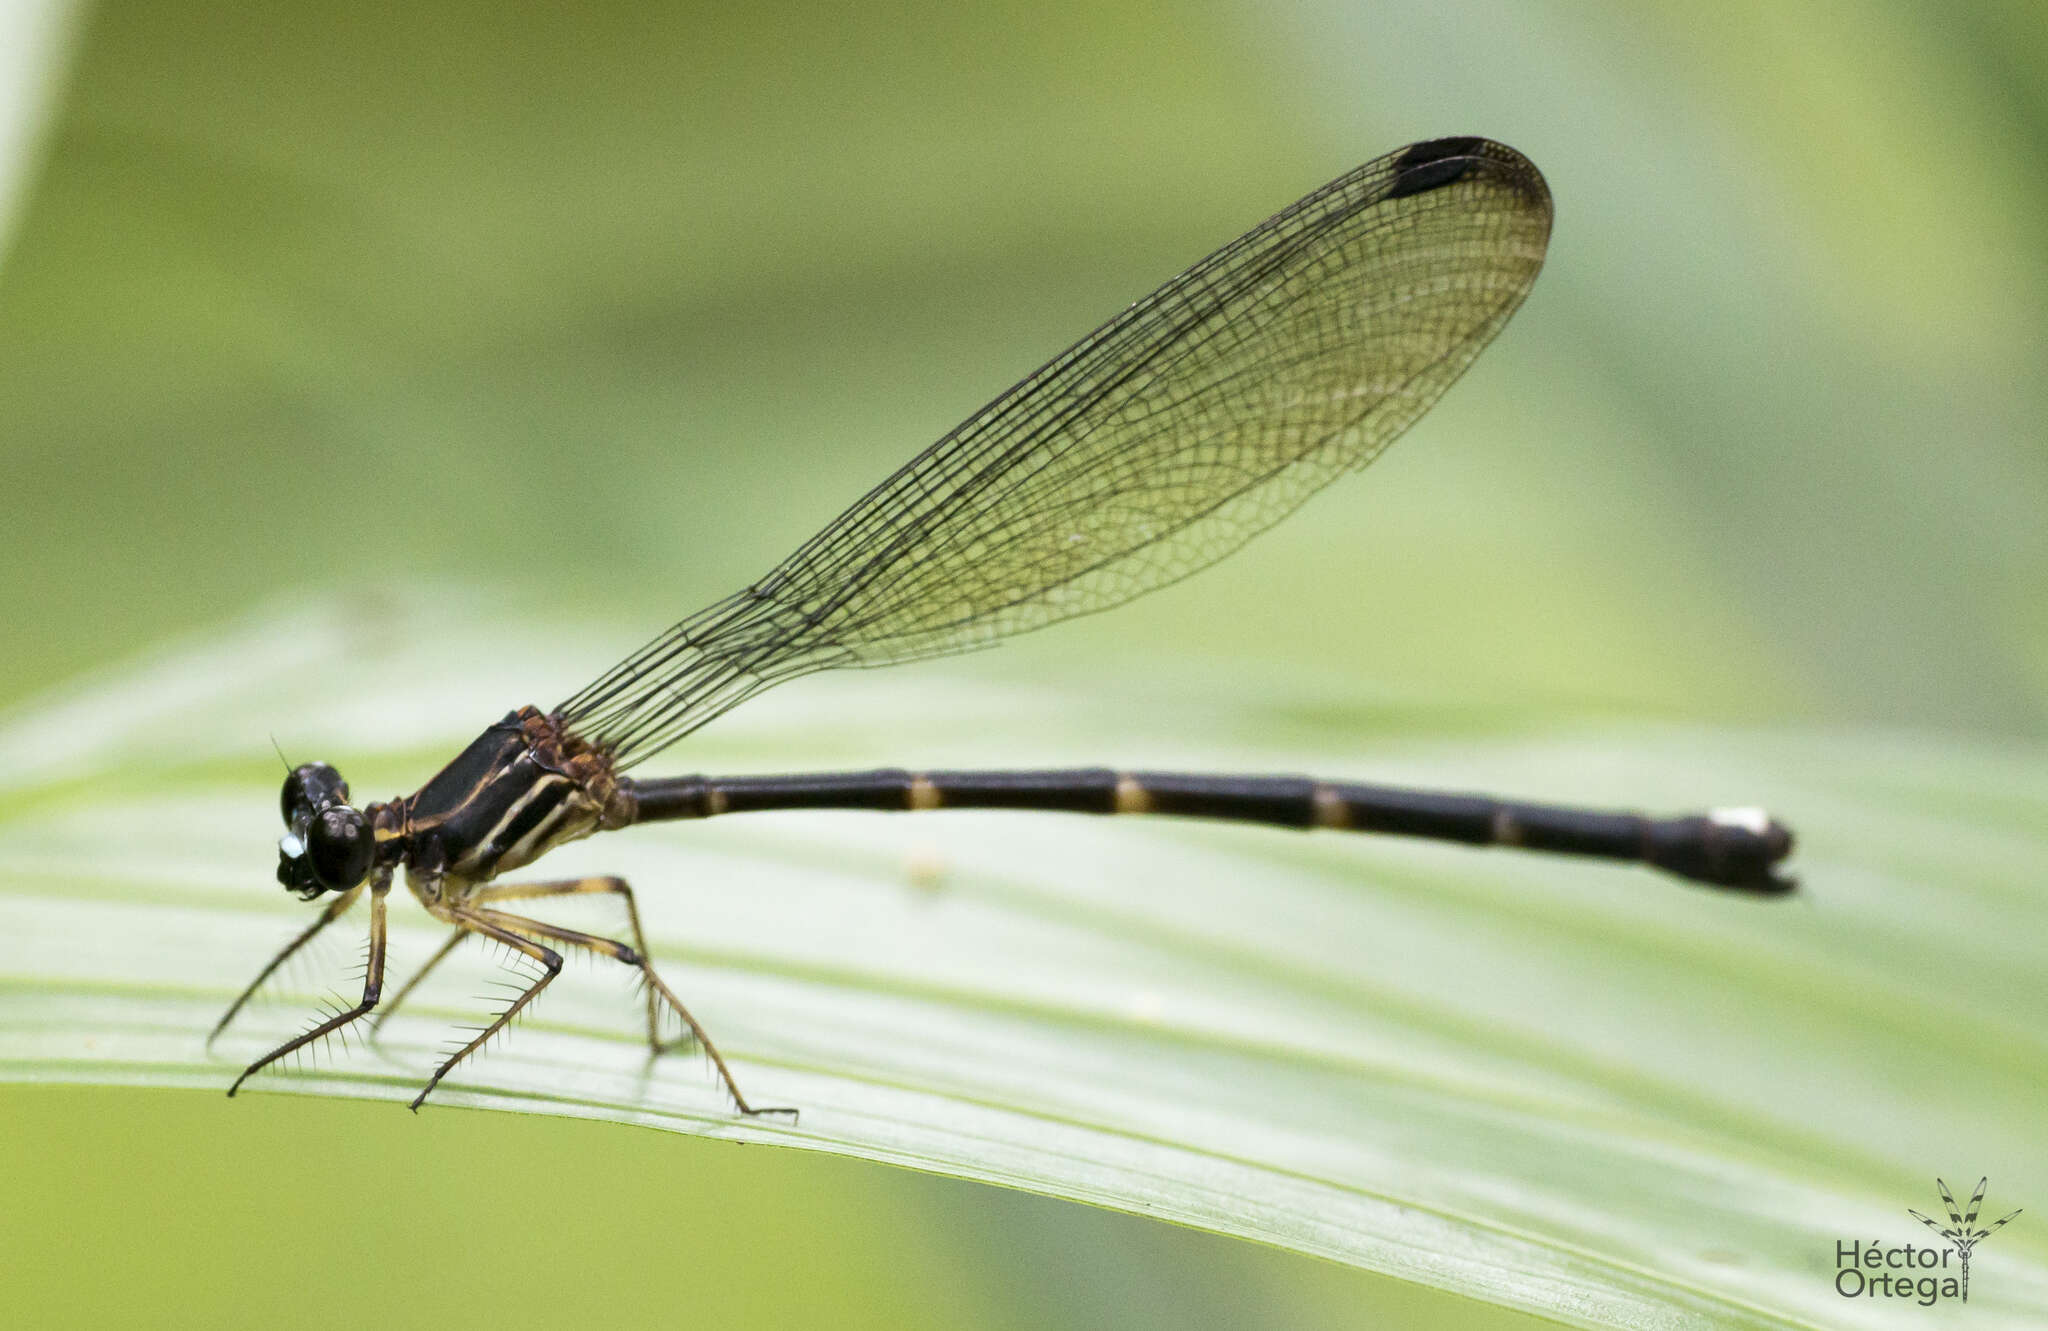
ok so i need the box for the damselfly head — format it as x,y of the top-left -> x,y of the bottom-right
277,762 -> 372,899
280,761 -> 348,824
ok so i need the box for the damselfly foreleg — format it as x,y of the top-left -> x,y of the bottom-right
209,883 -> 365,1046
227,877 -> 389,1094
367,926 -> 468,1040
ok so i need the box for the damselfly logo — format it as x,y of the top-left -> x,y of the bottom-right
1907,1179 -> 2023,1303
1835,1178 -> 2022,1306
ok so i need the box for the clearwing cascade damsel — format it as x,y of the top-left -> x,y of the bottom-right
216,137 -> 1796,1116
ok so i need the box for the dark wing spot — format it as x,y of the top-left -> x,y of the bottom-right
1384,136 -> 1487,199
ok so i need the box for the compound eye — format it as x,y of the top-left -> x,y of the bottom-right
306,806 -> 373,889
280,762 -> 349,825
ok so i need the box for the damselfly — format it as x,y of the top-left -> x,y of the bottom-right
215,138 -> 1794,1115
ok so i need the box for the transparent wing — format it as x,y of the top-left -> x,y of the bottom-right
561,137 -> 1552,764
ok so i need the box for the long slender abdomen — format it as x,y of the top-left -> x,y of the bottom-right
622,768 -> 1794,892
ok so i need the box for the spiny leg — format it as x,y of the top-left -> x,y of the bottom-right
227,878 -> 388,1095
469,877 -> 664,1050
209,884 -> 364,1047
367,926 -> 469,1039
409,908 -> 562,1112
632,940 -> 798,1120
372,878 -> 639,1042
474,895 -> 796,1119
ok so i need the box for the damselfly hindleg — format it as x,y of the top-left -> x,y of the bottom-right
453,881 -> 796,1118
368,877 -> 660,1044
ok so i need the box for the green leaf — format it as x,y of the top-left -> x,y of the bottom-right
3,591 -> 2045,1328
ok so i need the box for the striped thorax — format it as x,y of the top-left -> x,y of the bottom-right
393,707 -> 631,900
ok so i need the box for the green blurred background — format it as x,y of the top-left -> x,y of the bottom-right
1,0 -> 2042,1326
